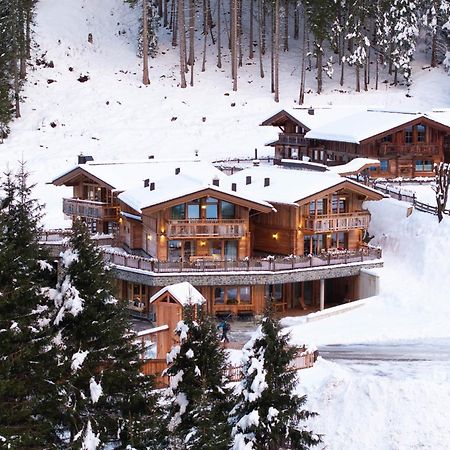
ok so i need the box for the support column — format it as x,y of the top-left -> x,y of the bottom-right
319,279 -> 325,311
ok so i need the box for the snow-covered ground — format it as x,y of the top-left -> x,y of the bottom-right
2,1 -> 450,448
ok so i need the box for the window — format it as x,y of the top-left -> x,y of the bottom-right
227,287 -> 238,304
415,160 -> 433,172
382,135 -> 392,142
168,240 -> 182,261
309,201 -> 315,215
405,127 -> 413,144
312,234 -> 325,254
316,199 -> 326,215
171,204 -> 185,219
209,240 -> 222,258
214,287 -> 225,304
205,197 -> 218,219
265,284 -> 283,301
240,287 -> 251,304
221,201 -> 235,219
380,160 -> 389,172
187,200 -> 200,219
332,195 -> 346,214
417,124 -> 426,143
224,240 -> 238,260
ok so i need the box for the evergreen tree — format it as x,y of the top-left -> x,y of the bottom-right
48,219 -> 162,449
0,163 -> 56,449
0,81 -> 11,143
229,304 -> 321,450
165,304 -> 232,449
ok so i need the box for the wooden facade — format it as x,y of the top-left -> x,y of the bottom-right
262,111 -> 450,178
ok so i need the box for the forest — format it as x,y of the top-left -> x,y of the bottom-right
0,0 -> 449,139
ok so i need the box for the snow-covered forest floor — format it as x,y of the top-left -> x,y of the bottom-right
1,0 -> 450,448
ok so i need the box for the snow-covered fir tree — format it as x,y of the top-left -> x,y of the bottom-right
229,304 -> 322,450
47,219 -> 162,449
165,304 -> 232,449
0,164 -> 56,448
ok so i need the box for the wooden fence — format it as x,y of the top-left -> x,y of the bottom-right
372,184 -> 450,217
142,349 -> 316,387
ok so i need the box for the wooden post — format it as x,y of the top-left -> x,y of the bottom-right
319,279 -> 325,311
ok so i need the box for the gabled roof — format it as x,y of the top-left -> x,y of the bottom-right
118,173 -> 274,214
260,109 -> 311,129
305,110 -> 450,144
228,165 -> 384,205
149,282 -> 206,306
51,159 -> 226,191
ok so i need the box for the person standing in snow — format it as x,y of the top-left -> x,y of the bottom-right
218,319 -> 230,343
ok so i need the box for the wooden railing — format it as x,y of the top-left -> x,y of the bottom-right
167,219 -> 245,238
63,198 -> 120,221
277,133 -> 307,146
304,211 -> 371,232
141,350 -> 315,387
379,143 -> 440,157
104,246 -> 382,274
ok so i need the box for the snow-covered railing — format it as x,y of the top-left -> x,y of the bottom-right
104,247 -> 382,274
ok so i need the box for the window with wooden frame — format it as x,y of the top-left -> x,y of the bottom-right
213,286 -> 253,305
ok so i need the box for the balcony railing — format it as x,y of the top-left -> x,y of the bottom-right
104,246 -> 382,274
167,219 -> 245,238
278,133 -> 307,146
63,198 -> 120,221
379,143 -> 440,157
304,212 -> 371,232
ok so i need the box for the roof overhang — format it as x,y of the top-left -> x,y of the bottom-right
51,166 -> 115,190
260,109 -> 311,130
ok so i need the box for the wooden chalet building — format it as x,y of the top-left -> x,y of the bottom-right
262,108 -> 450,178
51,157 -> 384,326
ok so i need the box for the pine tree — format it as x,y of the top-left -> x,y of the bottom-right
229,304 -> 322,450
165,304 -> 232,449
48,219 -> 162,449
0,163 -> 57,448
0,81 -> 12,143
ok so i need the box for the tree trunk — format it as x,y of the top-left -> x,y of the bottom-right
158,0 -> 163,17
171,0 -> 178,46
217,0 -> 222,68
164,0 -> 169,27
431,32 -> 437,68
283,0 -> 288,51
294,2 -> 299,40
249,0 -> 254,59
188,0 -> 195,86
231,0 -> 238,90
142,0 -> 150,85
270,8 -> 274,93
298,12 -> 306,104
202,0 -> 208,71
375,53 -> 379,90
238,0 -> 243,67
274,0 -> 280,102
178,0 -> 187,87
355,65 -> 360,92
316,43 -> 323,94
13,56 -> 20,118
261,0 -> 266,55
258,0 -> 264,78
26,7 -> 31,58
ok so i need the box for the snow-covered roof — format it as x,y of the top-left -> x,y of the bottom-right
228,165 -> 383,205
149,282 -> 206,306
426,109 -> 450,128
262,106 -> 364,130
328,158 -> 380,175
118,172 -> 274,213
52,158 -> 226,191
305,109 -> 450,143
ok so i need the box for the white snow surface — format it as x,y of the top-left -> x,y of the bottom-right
328,157 -> 380,175
149,282 -> 206,307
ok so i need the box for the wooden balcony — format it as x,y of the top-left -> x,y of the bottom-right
304,211 -> 370,232
63,198 -> 120,221
379,143 -> 440,157
277,133 -> 307,146
167,219 -> 245,238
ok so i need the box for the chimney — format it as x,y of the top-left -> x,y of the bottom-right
175,167 -> 180,175
78,154 -> 94,165
212,176 -> 220,187
308,107 -> 315,116
150,182 -> 155,191
246,176 -> 252,185
264,177 -> 270,187
231,183 -> 237,192
148,155 -> 155,159
144,178 -> 149,187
